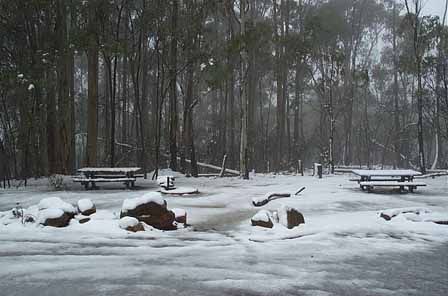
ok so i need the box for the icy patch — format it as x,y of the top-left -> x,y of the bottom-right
38,197 -> 76,213
122,192 -> 165,211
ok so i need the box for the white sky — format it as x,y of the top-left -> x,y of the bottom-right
421,0 -> 447,20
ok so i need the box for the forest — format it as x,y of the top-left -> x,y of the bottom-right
1,0 -> 447,182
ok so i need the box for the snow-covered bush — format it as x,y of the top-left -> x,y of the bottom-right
48,174 -> 65,190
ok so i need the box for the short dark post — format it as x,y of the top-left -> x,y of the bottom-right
299,160 -> 304,176
314,163 -> 322,179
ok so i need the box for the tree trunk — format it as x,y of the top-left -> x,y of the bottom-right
239,0 -> 249,179
169,0 -> 178,171
86,3 -> 98,167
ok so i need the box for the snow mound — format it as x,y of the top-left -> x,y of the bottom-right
122,192 -> 165,212
37,208 -> 65,224
77,199 -> 94,212
38,197 -> 76,214
160,187 -> 199,195
118,216 -> 139,229
171,208 -> 186,217
252,210 -> 271,223
379,207 -> 430,221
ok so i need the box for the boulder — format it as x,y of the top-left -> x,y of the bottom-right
79,217 -> 90,224
38,197 -> 76,218
77,199 -> 96,216
37,197 -> 76,227
38,208 -> 72,227
120,192 -> 176,230
119,216 -> 145,232
251,210 -> 274,228
171,208 -> 187,224
379,208 -> 430,221
279,205 -> 305,229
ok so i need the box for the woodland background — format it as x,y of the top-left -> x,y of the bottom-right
1,0 -> 447,182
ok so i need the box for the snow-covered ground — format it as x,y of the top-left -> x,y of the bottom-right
1,172 -> 448,295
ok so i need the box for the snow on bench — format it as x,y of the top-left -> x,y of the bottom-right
73,177 -> 136,183
359,181 -> 426,187
359,181 -> 426,192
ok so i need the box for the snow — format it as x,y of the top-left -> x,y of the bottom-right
1,172 -> 448,294
37,208 -> 64,223
157,176 -> 174,185
160,187 -> 198,195
38,197 -> 76,213
278,205 -> 292,227
252,210 -> 271,223
352,169 -> 422,177
17,73 -> 24,78
28,83 -> 34,90
118,216 -> 139,229
122,192 -> 165,211
77,198 -> 94,212
171,208 -> 186,217
77,167 -> 141,173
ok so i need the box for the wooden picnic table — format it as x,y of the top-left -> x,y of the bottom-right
351,169 -> 425,193
74,167 -> 142,189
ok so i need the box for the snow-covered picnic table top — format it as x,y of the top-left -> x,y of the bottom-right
77,167 -> 141,173
351,169 -> 422,177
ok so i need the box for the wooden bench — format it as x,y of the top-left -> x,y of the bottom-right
74,167 -> 142,189
359,181 -> 426,193
73,177 -> 136,189
351,169 -> 425,193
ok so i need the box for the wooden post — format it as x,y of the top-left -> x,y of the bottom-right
314,163 -> 322,179
219,154 -> 227,177
298,160 -> 303,176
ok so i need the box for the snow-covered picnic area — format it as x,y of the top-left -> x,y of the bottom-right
1,172 -> 447,295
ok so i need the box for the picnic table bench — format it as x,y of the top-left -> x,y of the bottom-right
73,167 -> 142,189
351,169 -> 426,193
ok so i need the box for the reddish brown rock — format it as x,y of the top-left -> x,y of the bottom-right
172,208 -> 187,224
279,206 -> 305,229
121,196 -> 176,230
137,211 -> 176,230
251,210 -> 274,228
126,223 -> 145,232
79,217 -> 90,224
42,212 -> 73,227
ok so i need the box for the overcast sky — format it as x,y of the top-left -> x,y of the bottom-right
421,0 -> 447,20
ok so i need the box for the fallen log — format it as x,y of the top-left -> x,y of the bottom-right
252,187 -> 306,207
161,153 -> 239,176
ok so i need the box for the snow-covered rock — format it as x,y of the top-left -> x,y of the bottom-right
122,192 -> 166,213
171,208 -> 187,224
38,208 -> 72,227
160,187 -> 199,195
75,214 -> 91,224
120,192 -> 176,230
379,207 -> 430,221
278,205 -> 305,229
77,199 -> 96,216
118,217 -> 144,232
251,210 -> 274,228
37,197 -> 76,227
157,176 -> 175,189
38,197 -> 76,214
